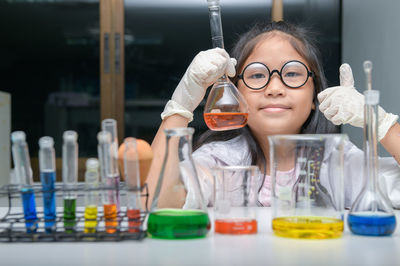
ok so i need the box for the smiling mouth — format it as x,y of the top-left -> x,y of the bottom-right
261,105 -> 291,113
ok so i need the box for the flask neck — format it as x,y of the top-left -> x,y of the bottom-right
208,3 -> 224,49
363,102 -> 379,192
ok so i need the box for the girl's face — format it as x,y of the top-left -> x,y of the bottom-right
237,33 -> 315,136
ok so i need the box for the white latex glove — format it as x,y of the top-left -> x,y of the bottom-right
318,63 -> 398,141
161,48 -> 237,122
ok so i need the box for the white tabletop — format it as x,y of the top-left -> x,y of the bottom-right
0,206 -> 399,266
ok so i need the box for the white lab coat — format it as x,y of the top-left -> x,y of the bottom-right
183,135 -> 400,209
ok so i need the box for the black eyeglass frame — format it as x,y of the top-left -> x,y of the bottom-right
237,60 -> 314,90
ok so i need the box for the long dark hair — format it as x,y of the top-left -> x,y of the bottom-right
194,21 -> 337,169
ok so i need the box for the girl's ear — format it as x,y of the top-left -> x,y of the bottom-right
312,101 -> 316,110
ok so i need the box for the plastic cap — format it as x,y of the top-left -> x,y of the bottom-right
11,131 -> 26,143
63,130 -> 78,142
364,90 -> 379,105
102,118 -> 117,126
97,131 -> 111,143
86,158 -> 99,170
39,136 -> 54,148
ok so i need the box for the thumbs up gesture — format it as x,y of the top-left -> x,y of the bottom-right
317,63 -> 398,141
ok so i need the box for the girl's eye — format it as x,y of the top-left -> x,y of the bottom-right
284,71 -> 301,78
249,73 -> 266,79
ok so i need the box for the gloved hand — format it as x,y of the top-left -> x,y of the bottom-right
161,48 -> 237,122
318,63 -> 398,141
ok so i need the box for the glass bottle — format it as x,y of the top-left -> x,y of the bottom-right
148,127 -> 210,239
203,0 -> 248,131
348,90 -> 397,236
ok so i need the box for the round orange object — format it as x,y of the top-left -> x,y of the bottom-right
118,138 -> 152,186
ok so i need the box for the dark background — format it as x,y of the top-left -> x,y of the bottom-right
0,0 -> 341,158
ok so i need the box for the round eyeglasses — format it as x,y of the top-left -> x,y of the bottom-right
237,60 -> 314,90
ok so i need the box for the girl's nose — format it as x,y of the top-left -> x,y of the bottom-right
264,74 -> 286,97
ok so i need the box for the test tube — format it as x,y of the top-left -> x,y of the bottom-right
62,131 -> 78,232
39,136 -> 57,233
11,131 -> 38,233
84,158 -> 99,233
97,131 -> 118,233
101,119 -> 121,212
123,138 -> 143,233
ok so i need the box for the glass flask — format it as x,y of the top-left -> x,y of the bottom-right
213,166 -> 261,234
268,134 -> 347,239
348,90 -> 396,236
204,0 -> 248,131
148,127 -> 210,239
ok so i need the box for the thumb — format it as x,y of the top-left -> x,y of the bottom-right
226,58 -> 237,77
339,63 -> 355,87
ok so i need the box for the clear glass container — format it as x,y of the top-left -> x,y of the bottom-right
122,137 -> 144,233
268,134 -> 347,239
84,158 -> 100,234
101,118 -> 121,212
62,130 -> 78,232
348,90 -> 396,236
38,136 -> 57,232
204,0 -> 248,131
148,127 -> 210,239
11,131 -> 38,233
213,166 -> 261,234
97,131 -> 118,234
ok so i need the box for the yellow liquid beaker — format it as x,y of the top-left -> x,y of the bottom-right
272,216 -> 344,239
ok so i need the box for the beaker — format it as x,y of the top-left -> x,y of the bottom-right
213,166 -> 261,234
268,134 -> 347,239
348,90 -> 396,236
148,127 -> 210,239
204,0 -> 248,131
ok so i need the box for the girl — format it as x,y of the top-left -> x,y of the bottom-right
147,21 -> 400,209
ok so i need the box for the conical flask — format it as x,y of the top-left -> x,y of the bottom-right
148,127 -> 210,239
348,89 -> 396,236
204,0 -> 248,131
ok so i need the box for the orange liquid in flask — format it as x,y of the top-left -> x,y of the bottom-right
215,218 -> 257,234
104,204 -> 118,233
204,112 -> 248,131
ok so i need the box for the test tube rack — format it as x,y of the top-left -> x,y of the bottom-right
0,183 -> 148,242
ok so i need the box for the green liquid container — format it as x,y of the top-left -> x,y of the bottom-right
64,198 -> 76,232
147,209 -> 210,239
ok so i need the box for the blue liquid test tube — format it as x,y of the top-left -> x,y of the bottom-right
101,119 -> 121,212
39,136 -> 57,233
11,131 -> 38,233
